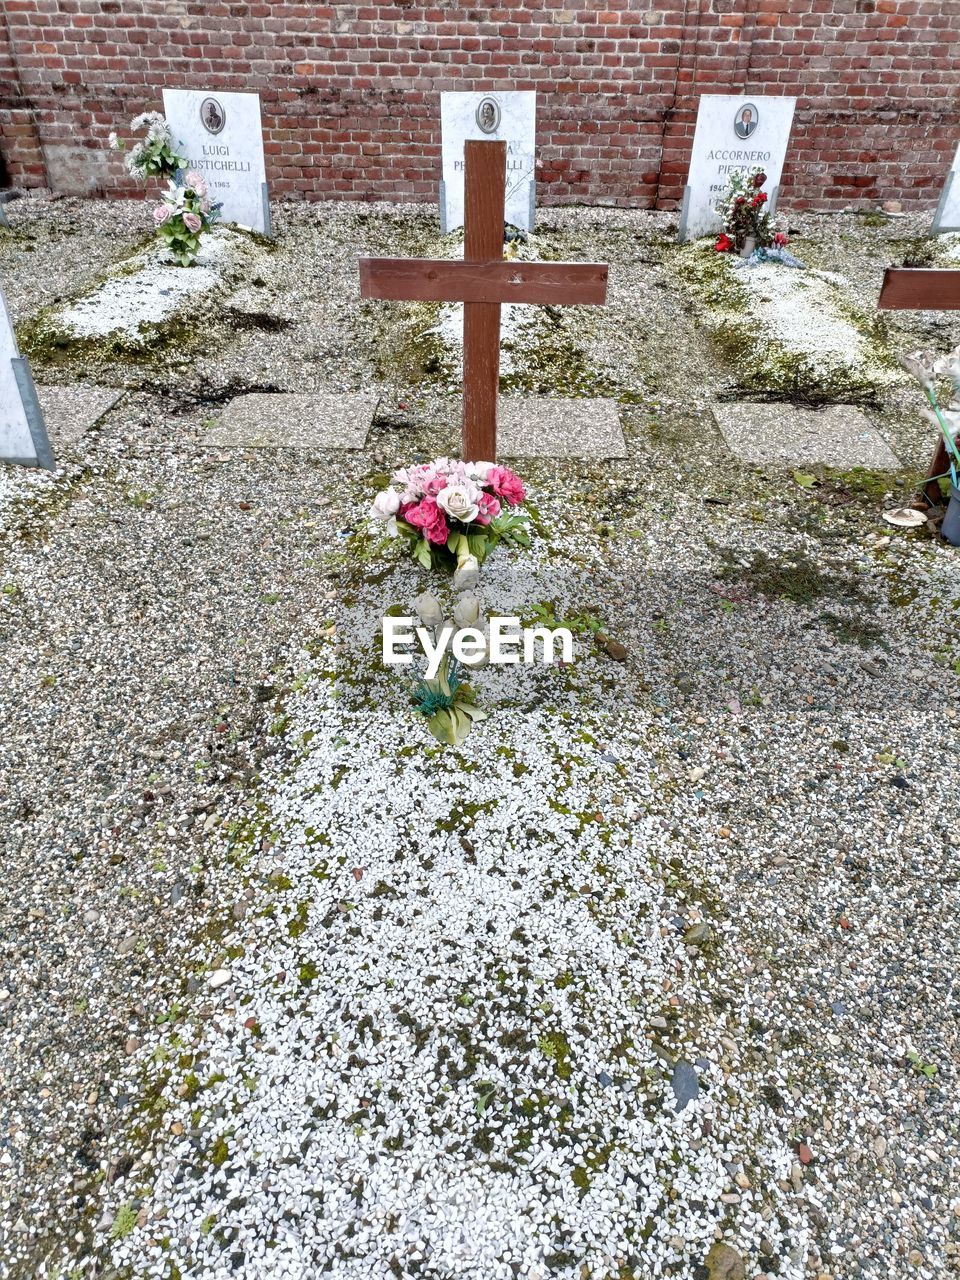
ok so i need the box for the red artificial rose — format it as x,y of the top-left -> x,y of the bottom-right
715,233 -> 734,252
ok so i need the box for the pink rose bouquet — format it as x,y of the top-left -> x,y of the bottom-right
153,170 -> 222,267
371,456 -> 531,578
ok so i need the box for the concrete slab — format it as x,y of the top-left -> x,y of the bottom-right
37,385 -> 123,443
208,391 -> 377,449
712,402 -> 900,470
498,397 -> 627,459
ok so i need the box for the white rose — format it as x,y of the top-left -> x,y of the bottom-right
453,554 -> 480,591
414,593 -> 444,629
468,461 -> 494,481
453,595 -> 481,628
371,488 -> 400,521
436,481 -> 481,524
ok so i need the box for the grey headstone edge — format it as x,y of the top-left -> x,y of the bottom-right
261,182 -> 273,238
932,170 -> 960,235
12,358 -> 56,471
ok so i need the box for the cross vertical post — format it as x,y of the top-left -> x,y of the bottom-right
359,143 -> 607,460
462,139 -> 506,461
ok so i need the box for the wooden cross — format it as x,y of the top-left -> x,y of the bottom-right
359,139 -> 608,460
878,266 -> 960,503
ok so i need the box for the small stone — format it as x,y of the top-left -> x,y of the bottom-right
798,1142 -> 813,1164
873,1135 -> 887,1157
671,1059 -> 699,1111
704,1242 -> 746,1280
683,923 -> 713,947
124,1037 -> 140,1054
598,635 -> 627,663
208,969 -> 232,989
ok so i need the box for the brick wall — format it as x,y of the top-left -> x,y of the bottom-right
0,5 -> 45,187
1,0 -> 958,212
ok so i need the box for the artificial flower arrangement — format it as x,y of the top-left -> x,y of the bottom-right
371,457 -> 531,586
108,113 -> 221,266
109,112 -> 186,182
714,167 -> 788,255
153,170 -> 221,267
409,592 -> 488,746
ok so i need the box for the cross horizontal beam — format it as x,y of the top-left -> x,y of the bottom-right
359,257 -> 608,307
878,267 -> 960,310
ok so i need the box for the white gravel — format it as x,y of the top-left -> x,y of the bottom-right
92,547 -> 808,1280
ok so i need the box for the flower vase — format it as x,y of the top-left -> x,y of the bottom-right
740,235 -> 757,259
941,484 -> 960,547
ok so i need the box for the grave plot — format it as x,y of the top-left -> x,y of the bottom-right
672,243 -> 904,407
15,225 -> 277,386
76,536 -> 812,1280
358,212 -> 639,463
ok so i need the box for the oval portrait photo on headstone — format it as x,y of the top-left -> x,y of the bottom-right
475,96 -> 501,135
200,96 -> 226,135
733,102 -> 759,139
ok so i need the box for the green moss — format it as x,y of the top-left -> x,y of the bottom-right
817,610 -> 887,649
824,466 -> 900,501
537,1031 -> 573,1079
109,1204 -> 139,1240
718,548 -> 868,606
209,1135 -> 230,1167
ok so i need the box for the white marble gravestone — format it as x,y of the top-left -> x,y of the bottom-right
440,91 -> 536,233
162,89 -> 271,235
679,94 -> 796,241
932,142 -> 960,234
0,282 -> 54,469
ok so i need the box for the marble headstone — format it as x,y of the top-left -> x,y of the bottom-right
679,94 -> 796,241
932,141 -> 960,234
162,89 -> 271,235
440,91 -> 536,233
0,282 -> 54,469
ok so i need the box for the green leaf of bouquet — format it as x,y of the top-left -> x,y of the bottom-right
438,661 -> 452,699
414,538 -> 433,570
427,710 -> 455,745
468,532 -> 489,560
450,705 -> 474,745
458,703 -> 488,724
